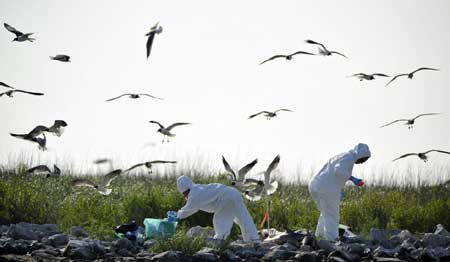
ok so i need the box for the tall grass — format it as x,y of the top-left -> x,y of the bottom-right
0,163 -> 449,240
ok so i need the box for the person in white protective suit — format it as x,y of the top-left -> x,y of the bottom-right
309,143 -> 371,240
176,175 -> 260,243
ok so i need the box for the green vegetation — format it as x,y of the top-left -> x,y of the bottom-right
0,165 -> 449,241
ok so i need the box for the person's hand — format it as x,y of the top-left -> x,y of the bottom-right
167,211 -> 177,222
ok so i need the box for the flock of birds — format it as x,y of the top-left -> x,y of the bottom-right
2,16 -> 449,198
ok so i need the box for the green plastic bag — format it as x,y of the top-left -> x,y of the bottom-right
144,218 -> 177,239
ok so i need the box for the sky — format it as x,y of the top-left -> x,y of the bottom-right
1,0 -> 450,185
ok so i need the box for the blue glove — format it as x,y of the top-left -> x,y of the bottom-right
349,176 -> 365,187
167,211 -> 177,222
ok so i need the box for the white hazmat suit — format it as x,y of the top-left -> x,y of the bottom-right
309,143 -> 371,240
176,176 -> 260,242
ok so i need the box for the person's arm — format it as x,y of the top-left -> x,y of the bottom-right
177,196 -> 199,220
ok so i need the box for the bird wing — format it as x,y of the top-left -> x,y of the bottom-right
392,153 -> 418,162
330,51 -> 347,58
138,93 -> 164,100
266,180 -> 279,195
102,169 -> 122,187
53,165 -> 61,175
265,155 -> 280,186
148,160 -> 177,164
259,55 -> 287,65
146,32 -> 156,59
93,158 -> 112,165
222,156 -> 237,181
105,93 -> 130,102
347,73 -> 365,78
237,159 -> 258,181
149,120 -> 164,129
413,113 -> 440,120
273,109 -> 293,113
248,111 -> 268,119
0,82 -> 14,89
289,51 -> 316,57
166,122 -> 191,131
27,165 -> 51,174
304,39 -> 327,51
4,23 -> 23,36
411,67 -> 439,74
9,133 -> 27,140
0,91 -> 8,97
72,179 -> 96,188
423,150 -> 450,155
385,74 -> 408,87
14,89 -> 44,96
52,120 -> 68,128
380,119 -> 409,128
124,163 -> 145,173
372,73 -> 390,77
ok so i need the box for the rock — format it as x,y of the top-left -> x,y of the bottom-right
47,233 -> 69,247
262,247 -> 296,261
0,254 -> 33,262
186,226 -> 215,239
298,245 -> 312,252
70,226 -> 89,238
316,239 -> 336,253
62,239 -> 96,261
430,246 -> 450,258
435,224 -> 450,237
144,239 -> 157,249
16,223 -> 60,239
227,240 -> 262,258
301,235 -> 316,248
220,249 -> 240,262
373,246 -> 401,257
374,258 -> 407,262
117,248 -> 136,257
193,248 -> 218,262
6,224 -> 39,240
371,228 -> 389,243
0,225 -> 9,235
151,250 -> 182,262
327,257 -> 346,262
345,243 -> 366,255
328,249 -> 354,262
423,233 -> 450,248
114,237 -> 135,251
295,252 -> 317,262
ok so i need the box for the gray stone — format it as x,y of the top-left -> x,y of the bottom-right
62,239 -> 96,261
227,241 -> 261,258
262,248 -> 296,261
6,224 -> 39,240
298,245 -> 312,252
373,246 -> 401,257
316,239 -> 336,253
0,254 -> 33,262
371,228 -> 389,243
47,233 -> 69,247
144,240 -> 157,249
345,243 -> 366,255
16,223 -> 60,239
328,249 -> 354,262
295,252 -> 317,262
114,237 -> 135,251
434,224 -> 450,237
30,250 -> 57,260
0,225 -> 9,235
220,249 -> 240,261
327,257 -> 346,262
374,258 -> 406,262
117,248 -> 136,257
423,233 -> 450,248
193,250 -> 218,262
151,250 -> 181,261
430,246 -> 450,257
186,226 -> 215,239
70,226 -> 89,238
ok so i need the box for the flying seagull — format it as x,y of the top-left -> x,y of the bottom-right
4,23 -> 35,42
248,109 -> 293,120
145,22 -> 163,59
385,67 -> 439,87
0,89 -> 44,98
124,160 -> 177,173
71,169 -> 122,196
149,121 -> 191,142
0,82 -> 14,89
10,125 -> 49,140
243,155 -> 280,199
47,120 -> 68,137
259,51 -> 315,65
222,156 -> 258,187
105,93 -> 163,102
305,39 -> 347,58
347,73 -> 390,81
380,113 -> 440,129
27,164 -> 61,177
393,150 -> 450,162
50,55 -> 71,62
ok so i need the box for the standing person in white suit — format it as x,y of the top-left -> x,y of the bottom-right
309,143 -> 371,240
175,176 -> 260,243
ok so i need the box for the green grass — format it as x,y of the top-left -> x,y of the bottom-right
0,164 -> 449,243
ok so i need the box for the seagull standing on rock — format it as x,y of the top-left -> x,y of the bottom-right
4,23 -> 35,42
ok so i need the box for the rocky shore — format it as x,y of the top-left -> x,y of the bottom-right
1,222 -> 450,261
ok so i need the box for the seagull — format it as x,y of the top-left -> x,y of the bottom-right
0,82 -> 14,89
4,23 -> 35,42
149,121 -> 191,142
27,164 -> 61,177
124,160 -> 177,173
105,93 -> 163,102
47,120 -> 68,136
259,51 -> 316,65
385,67 -> 440,87
0,89 -> 44,98
305,39 -> 347,58
392,150 -> 450,162
145,22 -> 163,59
243,155 -> 280,199
71,169 -> 122,196
380,113 -> 440,129
347,73 -> 390,81
222,156 -> 258,187
10,125 -> 49,140
248,109 -> 293,120
50,55 -> 71,62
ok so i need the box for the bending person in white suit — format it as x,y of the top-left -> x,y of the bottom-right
176,175 -> 260,243
309,143 -> 371,240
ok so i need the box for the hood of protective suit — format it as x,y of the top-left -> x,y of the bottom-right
352,143 -> 371,161
177,175 -> 194,193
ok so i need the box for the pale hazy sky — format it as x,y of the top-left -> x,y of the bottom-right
1,0 -> 449,184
